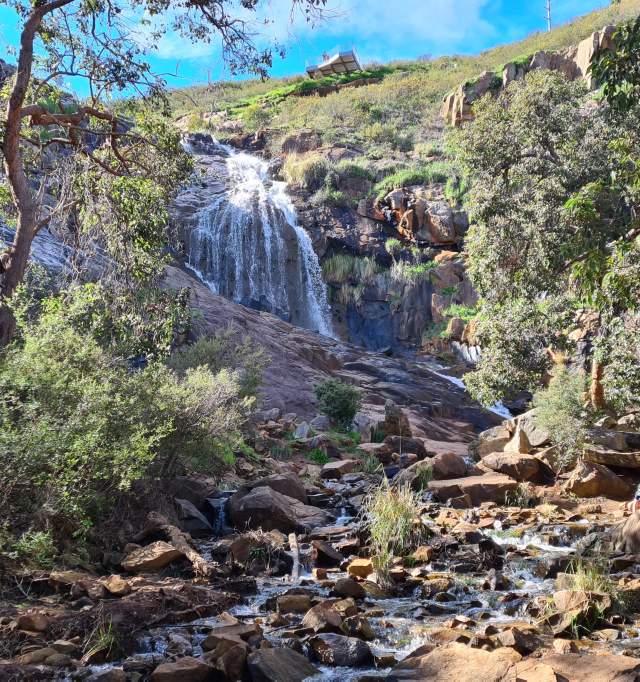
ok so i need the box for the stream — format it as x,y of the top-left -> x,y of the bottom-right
80,471 -> 639,682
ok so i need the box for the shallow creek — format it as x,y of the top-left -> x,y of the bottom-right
81,476 -> 640,682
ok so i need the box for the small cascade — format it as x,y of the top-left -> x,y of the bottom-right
186,138 -> 333,336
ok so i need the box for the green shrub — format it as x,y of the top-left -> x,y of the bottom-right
311,187 -> 352,209
374,163 -> 455,199
314,379 -> 362,429
443,304 -> 477,323
384,238 -> 403,260
390,260 -> 437,284
283,154 -> 331,190
532,365 -> 588,468
308,448 -> 330,465
363,479 -> 419,583
0,291 -> 253,541
167,329 -> 267,398
12,531 -> 58,569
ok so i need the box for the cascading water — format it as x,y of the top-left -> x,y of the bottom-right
187,139 -> 333,336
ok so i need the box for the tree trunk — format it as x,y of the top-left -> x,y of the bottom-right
590,358 -> 605,411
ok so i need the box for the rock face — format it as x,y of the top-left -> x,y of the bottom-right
443,26 -> 616,126
228,486 -> 329,532
564,461 -> 633,500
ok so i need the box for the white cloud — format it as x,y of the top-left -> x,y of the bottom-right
131,0 -> 495,64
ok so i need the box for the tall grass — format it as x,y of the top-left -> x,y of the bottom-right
564,559 -> 615,595
362,479 -> 420,583
322,254 -> 382,285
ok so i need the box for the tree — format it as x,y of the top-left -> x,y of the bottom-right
451,69 -> 640,408
0,0 -> 326,345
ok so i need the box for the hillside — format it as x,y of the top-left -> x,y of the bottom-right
170,0 -> 640,156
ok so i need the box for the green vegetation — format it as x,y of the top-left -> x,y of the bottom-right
171,0 -> 640,154
322,254 -> 382,285
167,329 -> 268,399
455,64 -> 640,409
390,259 -> 437,284
308,448 -> 330,466
565,558 -> 615,595
363,479 -> 419,583
443,304 -> 477,323
0,285 -> 256,550
314,379 -> 363,429
374,163 -> 454,199
505,482 -> 536,508
532,366 -> 588,468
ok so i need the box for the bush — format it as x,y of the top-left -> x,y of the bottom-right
12,531 -> 58,569
390,259 -> 437,284
532,365 -> 588,468
363,479 -> 419,583
167,329 -> 267,398
443,304 -> 477,323
322,254 -> 381,285
283,153 -> 332,190
374,162 -> 455,199
314,379 -> 362,429
311,187 -> 352,209
0,292 -> 254,543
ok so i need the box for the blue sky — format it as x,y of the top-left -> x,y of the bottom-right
0,0 -> 610,90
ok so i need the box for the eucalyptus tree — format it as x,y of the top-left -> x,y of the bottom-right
0,0 -> 325,344
451,68 -> 640,411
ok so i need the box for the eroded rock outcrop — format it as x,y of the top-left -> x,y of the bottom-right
443,26 -> 616,126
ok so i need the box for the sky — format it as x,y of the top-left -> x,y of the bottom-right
0,0 -> 611,91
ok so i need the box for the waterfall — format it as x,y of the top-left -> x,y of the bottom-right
187,139 -> 333,336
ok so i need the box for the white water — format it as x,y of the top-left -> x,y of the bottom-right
427,364 -> 513,420
187,139 -> 333,336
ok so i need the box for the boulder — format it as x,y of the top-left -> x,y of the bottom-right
301,601 -> 343,633
310,415 -> 332,431
380,400 -> 412,438
510,409 -> 550,448
320,459 -> 358,480
247,647 -> 319,682
357,442 -> 393,465
393,460 -> 437,490
309,633 -> 372,667
293,421 -> 311,439
545,589 -> 612,635
332,577 -> 366,599
432,452 -> 468,480
347,558 -> 374,578
477,425 -> 511,457
428,473 -> 518,506
122,541 -> 184,573
174,498 -> 213,537
390,641 -> 521,680
503,425 -> 532,454
103,575 -> 131,597
612,513 -> 640,554
277,594 -> 312,614
150,657 -> 213,682
564,461 -> 633,500
246,472 -> 309,504
518,652 -> 640,682
228,486 -> 328,533
482,453 -> 540,482
384,435 -> 429,459
311,539 -> 343,566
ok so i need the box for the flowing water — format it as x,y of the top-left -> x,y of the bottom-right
186,140 -> 333,336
